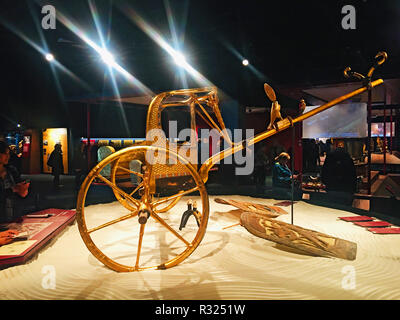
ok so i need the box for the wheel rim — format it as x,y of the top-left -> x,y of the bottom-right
76,145 -> 209,272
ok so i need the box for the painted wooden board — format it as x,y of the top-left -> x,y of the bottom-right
97,146 -> 115,177
240,212 -> 357,261
273,201 -> 296,207
215,198 -> 287,218
129,159 -> 142,185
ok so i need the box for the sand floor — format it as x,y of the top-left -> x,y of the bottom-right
1,195 -> 400,300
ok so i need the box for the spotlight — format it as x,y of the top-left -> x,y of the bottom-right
242,59 -> 249,66
17,124 -> 21,128
45,53 -> 54,61
100,49 -> 115,66
173,51 -> 187,67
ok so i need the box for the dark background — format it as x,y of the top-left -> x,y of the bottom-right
1,0 -> 399,135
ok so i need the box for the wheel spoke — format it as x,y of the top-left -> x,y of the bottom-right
129,182 -> 143,197
134,223 -> 146,270
152,187 -> 199,208
116,165 -> 143,178
153,195 -> 182,213
150,211 -> 190,247
97,174 -> 140,208
87,211 -> 138,234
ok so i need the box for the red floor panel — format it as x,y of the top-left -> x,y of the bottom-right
368,228 -> 400,234
353,221 -> 393,227
339,216 -> 374,222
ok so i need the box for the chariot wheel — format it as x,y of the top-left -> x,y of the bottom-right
76,145 -> 209,272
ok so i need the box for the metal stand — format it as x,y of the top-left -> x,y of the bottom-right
367,88 -> 372,195
383,86 -> 387,175
87,103 -> 91,170
343,51 -> 387,196
291,124 -> 295,225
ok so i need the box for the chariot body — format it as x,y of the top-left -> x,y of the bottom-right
76,53 -> 387,272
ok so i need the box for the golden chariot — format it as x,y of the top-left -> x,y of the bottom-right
76,52 -> 387,272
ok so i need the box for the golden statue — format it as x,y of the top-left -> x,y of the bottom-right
264,83 -> 284,130
299,99 -> 306,115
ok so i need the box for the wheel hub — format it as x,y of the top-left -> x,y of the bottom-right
138,207 -> 151,224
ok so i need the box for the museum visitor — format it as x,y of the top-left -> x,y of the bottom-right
321,141 -> 357,206
272,152 -> 302,200
0,141 -> 31,223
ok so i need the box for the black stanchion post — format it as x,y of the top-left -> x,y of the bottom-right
367,88 -> 372,195
291,124 -> 295,225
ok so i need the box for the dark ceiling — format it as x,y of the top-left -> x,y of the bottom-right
1,0 -> 400,131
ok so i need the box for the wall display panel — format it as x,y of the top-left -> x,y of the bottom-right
303,103 -> 367,138
42,128 -> 68,174
371,122 -> 395,137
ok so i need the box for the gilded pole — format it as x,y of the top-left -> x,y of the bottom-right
199,79 -> 384,183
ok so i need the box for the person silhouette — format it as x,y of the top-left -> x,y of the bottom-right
72,141 -> 88,191
47,143 -> 64,188
0,141 -> 30,223
321,141 -> 356,205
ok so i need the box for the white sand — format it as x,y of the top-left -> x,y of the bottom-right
1,195 -> 400,300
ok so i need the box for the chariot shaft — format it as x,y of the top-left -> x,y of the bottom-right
199,78 -> 384,183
